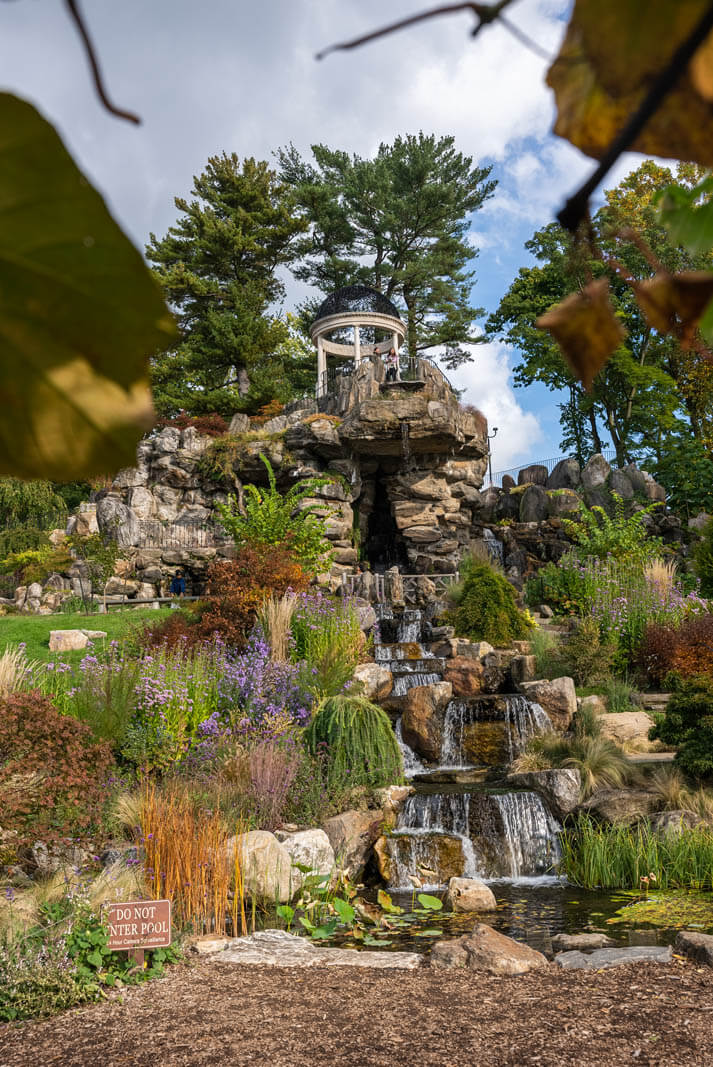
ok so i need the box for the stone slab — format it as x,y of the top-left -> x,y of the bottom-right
217,929 -> 422,969
555,945 -> 672,970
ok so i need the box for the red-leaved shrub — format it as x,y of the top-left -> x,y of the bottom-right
140,610 -> 204,651
0,691 -> 115,848
637,614 -> 713,686
198,545 -> 307,648
156,413 -> 228,437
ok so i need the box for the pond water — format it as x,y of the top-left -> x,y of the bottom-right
324,880 -> 713,955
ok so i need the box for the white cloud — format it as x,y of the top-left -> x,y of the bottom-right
441,342 -> 544,473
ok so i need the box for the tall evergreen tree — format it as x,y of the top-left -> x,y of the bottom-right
146,153 -> 306,416
278,133 -> 496,368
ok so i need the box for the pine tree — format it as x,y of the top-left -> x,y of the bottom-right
146,154 -> 306,416
278,133 -> 495,368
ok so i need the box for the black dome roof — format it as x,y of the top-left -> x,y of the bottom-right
314,284 -> 401,322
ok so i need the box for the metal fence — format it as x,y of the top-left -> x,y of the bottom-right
319,354 -> 455,401
490,450 -> 619,488
137,520 -> 230,550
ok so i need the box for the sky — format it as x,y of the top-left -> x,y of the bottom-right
0,0 -> 658,472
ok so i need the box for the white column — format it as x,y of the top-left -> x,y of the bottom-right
392,331 -> 400,356
316,335 -> 326,397
354,323 -> 361,366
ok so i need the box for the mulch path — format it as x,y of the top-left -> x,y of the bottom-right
2,957 -> 713,1067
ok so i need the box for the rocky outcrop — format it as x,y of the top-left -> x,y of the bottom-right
431,923 -> 547,974
578,789 -> 658,825
675,930 -> 713,966
276,829 -> 335,879
596,710 -> 657,751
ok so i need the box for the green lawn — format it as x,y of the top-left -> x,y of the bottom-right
0,608 -> 172,663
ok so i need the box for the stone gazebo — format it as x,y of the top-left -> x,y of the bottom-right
310,284 -> 406,398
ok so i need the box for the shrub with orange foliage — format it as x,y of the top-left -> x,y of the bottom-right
638,614 -> 713,686
140,610 -> 204,651
155,413 -> 228,437
197,545 -> 307,648
0,691 -> 114,848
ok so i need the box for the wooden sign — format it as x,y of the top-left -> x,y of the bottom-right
106,900 -> 171,951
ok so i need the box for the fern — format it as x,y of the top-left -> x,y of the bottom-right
216,454 -> 333,574
563,492 -> 663,563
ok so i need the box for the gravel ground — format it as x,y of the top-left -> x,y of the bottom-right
2,957 -> 713,1067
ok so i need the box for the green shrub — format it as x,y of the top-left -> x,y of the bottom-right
563,493 -> 663,563
694,517 -> 713,597
291,592 -> 364,699
649,676 -> 713,779
555,618 -> 615,686
529,627 -> 561,678
559,814 -> 713,890
448,559 -> 532,646
305,695 -> 403,793
215,453 -> 333,574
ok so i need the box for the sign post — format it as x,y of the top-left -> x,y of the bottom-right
106,900 -> 171,968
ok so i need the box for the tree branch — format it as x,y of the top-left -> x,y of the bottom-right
64,0 -> 141,124
316,0 -> 517,60
558,1 -> 713,233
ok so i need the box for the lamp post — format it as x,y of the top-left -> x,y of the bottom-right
487,426 -> 498,486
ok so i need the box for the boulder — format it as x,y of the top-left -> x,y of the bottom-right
546,489 -> 582,518
597,710 -> 655,750
49,629 -> 89,652
322,810 -> 383,881
609,469 -> 634,499
444,877 -> 497,913
517,464 -> 548,486
278,829 -> 335,878
227,830 -> 299,903
581,453 -> 611,490
650,810 -> 706,835
228,413 -> 250,434
551,932 -> 616,952
401,682 -> 452,762
546,458 -> 581,490
374,785 -> 414,826
689,511 -> 711,532
431,923 -> 547,974
81,629 -> 108,641
505,769 -> 581,819
518,677 -> 576,732
675,930 -> 713,967
104,577 -> 140,597
579,788 -> 658,825
443,657 -> 484,699
352,663 -> 393,702
579,694 -> 608,717
519,485 -> 548,523
556,945 -> 672,970
510,654 -> 537,685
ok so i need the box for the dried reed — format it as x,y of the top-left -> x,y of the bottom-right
644,556 -> 678,589
140,783 -> 247,937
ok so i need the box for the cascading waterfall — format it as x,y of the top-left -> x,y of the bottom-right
394,717 -> 425,777
503,696 -> 552,762
491,792 -> 562,879
388,792 -> 479,889
397,609 -> 423,643
440,701 -> 474,770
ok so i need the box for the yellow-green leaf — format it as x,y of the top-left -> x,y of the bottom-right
0,93 -> 177,479
547,0 -> 713,167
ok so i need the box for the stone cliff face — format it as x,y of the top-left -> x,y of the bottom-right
97,360 -> 489,593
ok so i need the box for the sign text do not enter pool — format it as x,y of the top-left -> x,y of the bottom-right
106,900 -> 172,950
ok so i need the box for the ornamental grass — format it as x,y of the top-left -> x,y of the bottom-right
559,815 -> 713,890
140,783 -> 247,937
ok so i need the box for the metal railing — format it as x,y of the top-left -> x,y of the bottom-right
490,450 -> 619,488
318,354 -> 455,400
341,570 -> 459,603
137,520 -> 231,550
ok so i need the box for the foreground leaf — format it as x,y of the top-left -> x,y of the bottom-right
536,279 -> 626,392
547,0 -> 713,167
633,270 -> 713,345
0,93 -> 177,479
